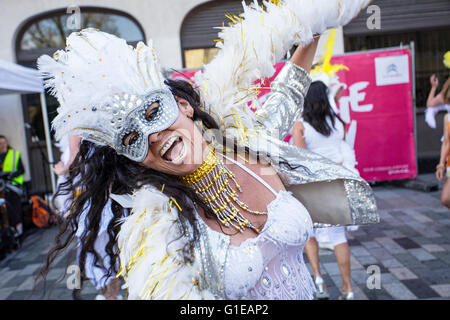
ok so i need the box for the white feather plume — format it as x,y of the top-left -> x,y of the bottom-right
38,28 -> 166,143
193,0 -> 371,139
117,186 -> 214,300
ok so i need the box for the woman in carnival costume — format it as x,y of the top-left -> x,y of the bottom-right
426,51 -> 450,209
36,0 -> 378,300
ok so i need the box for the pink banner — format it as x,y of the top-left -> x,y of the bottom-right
329,48 -> 416,181
171,48 -> 416,182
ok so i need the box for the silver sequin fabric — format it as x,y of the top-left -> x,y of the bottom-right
185,61 -> 379,299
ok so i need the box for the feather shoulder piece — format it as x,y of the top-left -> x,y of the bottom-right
117,186 -> 215,300
192,0 -> 371,140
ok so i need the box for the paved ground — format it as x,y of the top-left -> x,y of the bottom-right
1,173 -> 450,300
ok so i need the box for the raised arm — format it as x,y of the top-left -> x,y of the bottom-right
427,74 -> 444,108
290,36 -> 320,73
254,37 -> 320,140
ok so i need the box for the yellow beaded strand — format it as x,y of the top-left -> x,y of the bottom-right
180,148 -> 267,233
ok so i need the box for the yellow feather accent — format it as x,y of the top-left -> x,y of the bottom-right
164,276 -> 178,300
170,196 -> 182,211
311,28 -> 349,77
444,51 -> 450,69
136,45 -> 149,88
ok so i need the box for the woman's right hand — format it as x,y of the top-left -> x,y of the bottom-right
436,163 -> 446,181
430,74 -> 439,88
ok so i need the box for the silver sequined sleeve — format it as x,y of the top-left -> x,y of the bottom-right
254,61 -> 312,140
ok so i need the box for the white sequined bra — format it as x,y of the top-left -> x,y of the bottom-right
195,155 -> 316,300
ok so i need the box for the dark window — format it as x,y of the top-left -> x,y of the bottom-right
20,12 -> 143,50
180,0 -> 265,68
345,28 -> 450,108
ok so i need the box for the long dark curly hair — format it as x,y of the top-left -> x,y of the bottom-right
302,81 -> 346,137
34,79 -> 221,299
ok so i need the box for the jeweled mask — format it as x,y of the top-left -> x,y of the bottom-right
110,88 -> 179,162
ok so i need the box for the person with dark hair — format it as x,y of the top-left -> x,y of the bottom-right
292,81 -> 359,300
0,135 -> 25,240
53,134 -> 123,299
36,1 -> 377,300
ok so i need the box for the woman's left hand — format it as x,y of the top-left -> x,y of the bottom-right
436,164 -> 446,181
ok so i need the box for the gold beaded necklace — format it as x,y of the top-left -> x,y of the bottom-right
180,148 -> 267,233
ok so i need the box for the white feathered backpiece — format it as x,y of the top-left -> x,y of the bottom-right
117,187 -> 215,300
193,0 -> 372,141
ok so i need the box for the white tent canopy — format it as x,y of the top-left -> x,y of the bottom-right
0,60 -> 44,94
0,59 -> 56,194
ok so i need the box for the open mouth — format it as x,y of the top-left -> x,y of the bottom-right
159,135 -> 186,163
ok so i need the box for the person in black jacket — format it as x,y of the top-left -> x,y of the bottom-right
0,135 -> 25,239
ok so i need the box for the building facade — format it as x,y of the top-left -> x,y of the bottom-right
0,0 -> 449,194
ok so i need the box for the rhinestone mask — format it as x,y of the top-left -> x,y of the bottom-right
108,88 -> 179,162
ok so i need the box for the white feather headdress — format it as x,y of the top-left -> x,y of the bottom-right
38,28 -> 166,145
38,1 -> 370,148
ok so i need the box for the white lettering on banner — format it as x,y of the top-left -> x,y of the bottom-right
345,120 -> 357,149
340,82 -> 373,113
337,81 -> 373,148
363,164 -> 410,175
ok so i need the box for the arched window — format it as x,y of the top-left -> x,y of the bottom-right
14,7 -> 145,194
16,7 -> 145,66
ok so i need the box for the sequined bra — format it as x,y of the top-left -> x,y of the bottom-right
194,155 -> 315,300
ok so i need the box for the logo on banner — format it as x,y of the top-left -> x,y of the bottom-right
374,55 -> 410,86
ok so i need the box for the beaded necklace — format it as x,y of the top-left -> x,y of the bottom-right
180,148 -> 267,233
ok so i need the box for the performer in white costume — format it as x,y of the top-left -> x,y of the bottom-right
291,30 -> 360,300
292,81 -> 358,300
37,0 -> 378,300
